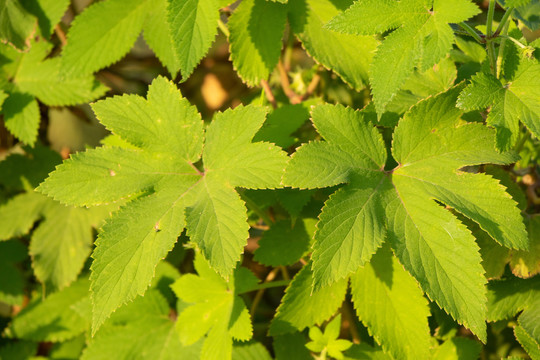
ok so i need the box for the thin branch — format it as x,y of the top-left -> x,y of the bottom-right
494,7 -> 514,37
260,79 -> 277,109
278,60 -> 302,104
217,19 -> 230,38
341,301 -> 361,344
301,73 -> 321,101
250,267 -> 280,315
458,22 -> 484,43
55,24 -> 67,46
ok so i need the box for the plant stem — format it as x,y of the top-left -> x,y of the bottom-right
260,80 -> 277,109
495,21 -> 510,79
341,301 -> 361,344
458,22 -> 484,43
278,60 -> 302,104
240,190 -> 274,225
250,267 -> 280,315
500,35 -> 528,49
486,0 -> 497,75
514,131 -> 530,154
217,19 -> 230,37
494,7 -> 514,36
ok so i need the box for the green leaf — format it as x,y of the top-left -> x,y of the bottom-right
486,276 -> 540,322
0,192 -> 49,241
142,0 -> 180,77
232,343 -> 273,360
0,240 -> 27,305
61,0 -> 149,75
269,263 -> 348,335
2,91 -> 40,146
168,0 -> 220,80
82,290 -> 201,360
38,76 -> 287,333
343,344 -> 392,360
284,104 -> 388,288
327,0 -> 480,115
254,218 -> 313,266
15,57 -> 108,106
7,279 -> 90,342
350,246 -> 431,359
458,60 -> 540,151
253,102 -> 314,149
0,144 -> 62,190
30,203 -> 111,290
229,0 -> 287,86
515,325 -> 540,360
172,254 -> 252,360
284,87 -> 527,340
511,216 -> 540,278
432,337 -> 482,360
288,0 -> 378,90
0,0 -> 36,50
23,0 -> 71,38
306,314 -> 352,360
273,332 -> 313,360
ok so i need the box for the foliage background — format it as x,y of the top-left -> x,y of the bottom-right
0,0 -> 539,359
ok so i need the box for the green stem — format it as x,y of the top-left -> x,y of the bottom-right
494,7 -> 514,36
486,0 -> 498,75
500,35 -> 528,49
495,21 -> 510,78
486,0 -> 496,37
240,190 -> 274,225
515,131 -> 531,154
458,22 -> 484,43
217,19 -> 230,38
241,280 -> 290,294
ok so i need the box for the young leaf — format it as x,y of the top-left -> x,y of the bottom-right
167,0 -> 220,80
61,0 -> 149,75
284,86 -> 528,340
287,0 -> 378,90
38,76 -> 288,332
327,0 -> 480,115
229,0 -> 287,86
458,60 -> 540,151
350,246 -> 431,360
171,254 -> 252,360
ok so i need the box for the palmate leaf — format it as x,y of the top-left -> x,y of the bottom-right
284,86 -> 527,341
171,254 -> 252,360
38,76 -> 288,333
326,0 -> 480,115
457,59 -> 540,151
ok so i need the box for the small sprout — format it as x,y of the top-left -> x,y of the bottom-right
306,314 -> 352,360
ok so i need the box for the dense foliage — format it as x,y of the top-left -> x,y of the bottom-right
0,0 -> 539,359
